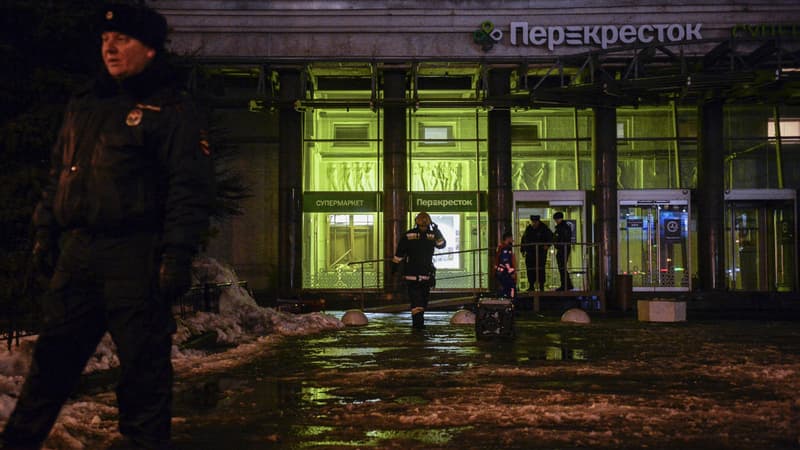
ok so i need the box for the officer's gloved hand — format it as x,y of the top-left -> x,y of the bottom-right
31,229 -> 58,278
158,247 -> 194,301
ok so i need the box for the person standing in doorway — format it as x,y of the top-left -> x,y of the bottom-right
392,212 -> 446,329
494,231 -> 517,299
521,215 -> 552,291
553,212 -> 574,291
1,4 -> 213,449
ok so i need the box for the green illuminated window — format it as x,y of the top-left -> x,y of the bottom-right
408,106 -> 489,289
302,91 -> 383,289
511,108 -> 592,190
617,105 -> 697,189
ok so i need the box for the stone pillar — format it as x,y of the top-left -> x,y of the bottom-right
382,69 -> 408,300
277,69 -> 304,297
593,106 -> 618,300
487,69 -> 513,290
697,99 -> 726,290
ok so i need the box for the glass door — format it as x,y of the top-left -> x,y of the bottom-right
618,190 -> 691,291
513,191 -> 586,291
725,190 -> 797,292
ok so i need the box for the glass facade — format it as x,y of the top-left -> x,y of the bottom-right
408,106 -> 489,289
302,91 -> 383,289
724,104 -> 785,190
294,82 -> 797,293
617,105 -> 698,189
511,108 -> 593,190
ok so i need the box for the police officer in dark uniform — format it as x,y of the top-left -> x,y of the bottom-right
392,212 -> 446,329
553,212 -> 574,291
1,4 -> 213,449
520,215 -> 552,291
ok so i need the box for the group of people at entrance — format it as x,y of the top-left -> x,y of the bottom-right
391,210 -> 573,330
521,212 -> 574,293
495,212 -> 574,300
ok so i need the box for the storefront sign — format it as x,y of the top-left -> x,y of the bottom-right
303,191 -> 380,212
475,20 -> 703,51
410,192 -> 487,212
626,218 -> 644,228
731,24 -> 800,39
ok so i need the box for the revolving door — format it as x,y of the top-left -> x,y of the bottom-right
725,189 -> 797,292
618,190 -> 691,291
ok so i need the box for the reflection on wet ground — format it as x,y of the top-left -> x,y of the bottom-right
171,311 -> 800,449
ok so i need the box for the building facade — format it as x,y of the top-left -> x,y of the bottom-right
155,1 -> 800,301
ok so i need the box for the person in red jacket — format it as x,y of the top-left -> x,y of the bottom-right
392,212 -> 446,329
1,5 -> 213,449
494,231 -> 517,299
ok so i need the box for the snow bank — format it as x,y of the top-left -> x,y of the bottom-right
0,256 -> 344,425
174,257 -> 344,351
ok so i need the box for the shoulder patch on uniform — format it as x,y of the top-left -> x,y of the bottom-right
199,129 -> 211,156
135,103 -> 162,112
126,108 -> 143,127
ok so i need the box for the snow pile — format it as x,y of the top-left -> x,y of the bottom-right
0,256 -> 344,431
173,257 -> 344,351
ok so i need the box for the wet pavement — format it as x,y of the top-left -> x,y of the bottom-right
170,310 -> 800,449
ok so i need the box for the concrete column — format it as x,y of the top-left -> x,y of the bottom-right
697,99 -> 726,290
593,106 -> 618,300
382,69 -> 408,300
488,69 -> 513,290
277,69 -> 304,297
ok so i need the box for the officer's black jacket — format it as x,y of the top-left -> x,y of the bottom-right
554,221 -> 573,253
393,226 -> 447,277
521,223 -> 553,259
33,59 -> 213,253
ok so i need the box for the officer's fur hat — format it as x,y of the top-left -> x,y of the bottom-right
100,3 -> 168,51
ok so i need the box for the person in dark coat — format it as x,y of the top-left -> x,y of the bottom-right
553,211 -> 574,291
521,215 -> 552,291
392,212 -> 446,329
1,4 -> 213,449
494,231 -> 517,299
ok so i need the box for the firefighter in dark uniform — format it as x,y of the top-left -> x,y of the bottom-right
520,215 -> 552,291
553,211 -> 574,291
1,5 -> 213,449
392,212 -> 446,329
494,231 -> 517,299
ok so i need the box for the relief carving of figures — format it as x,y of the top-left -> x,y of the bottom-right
532,162 -> 549,190
513,162 -> 529,190
327,163 -> 341,190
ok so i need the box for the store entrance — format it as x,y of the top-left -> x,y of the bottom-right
725,190 -> 797,292
513,191 -> 586,291
618,190 -> 691,291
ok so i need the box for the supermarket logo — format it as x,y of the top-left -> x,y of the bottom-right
473,20 -> 704,52
473,21 -> 503,51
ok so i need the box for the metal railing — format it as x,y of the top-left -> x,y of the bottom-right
348,241 -> 604,294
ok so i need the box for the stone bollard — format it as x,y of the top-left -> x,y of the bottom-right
450,309 -> 476,325
341,309 -> 369,326
637,298 -> 686,322
560,308 -> 591,324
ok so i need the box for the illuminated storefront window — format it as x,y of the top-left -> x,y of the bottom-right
617,105 -> 698,189
409,106 -> 489,289
302,91 -> 383,289
511,108 -> 592,190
